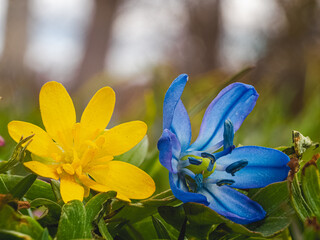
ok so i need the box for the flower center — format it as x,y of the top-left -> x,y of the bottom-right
178,119 -> 249,192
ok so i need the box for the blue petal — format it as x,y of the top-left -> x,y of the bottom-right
163,74 -> 188,130
157,129 -> 181,173
213,146 -> 290,188
169,172 -> 209,205
171,100 -> 191,152
189,83 -> 258,152
198,185 -> 266,224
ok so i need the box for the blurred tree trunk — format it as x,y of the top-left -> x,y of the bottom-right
175,0 -> 222,75
254,0 -> 319,115
71,0 -> 122,91
0,0 -> 28,79
0,0 -> 38,103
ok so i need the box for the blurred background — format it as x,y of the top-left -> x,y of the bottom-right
0,0 -> 319,192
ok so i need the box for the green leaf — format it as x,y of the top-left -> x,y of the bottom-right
151,215 -> 171,239
50,180 -> 62,203
0,135 -> 34,173
0,174 -> 56,201
56,200 -> 91,240
109,189 -> 179,228
114,136 -> 149,167
158,205 -> 186,233
30,198 -> 62,226
10,174 -> 37,199
0,230 -> 33,240
160,182 -> 293,239
0,175 -> 9,193
245,181 -> 294,236
0,204 -> 50,240
178,217 -> 187,240
98,220 -> 113,240
289,174 -> 313,221
85,191 -> 116,223
39,228 -> 49,240
301,163 -> 320,220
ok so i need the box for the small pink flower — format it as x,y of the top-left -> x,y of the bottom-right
0,135 -> 5,146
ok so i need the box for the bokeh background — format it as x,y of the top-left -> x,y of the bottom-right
0,0 -> 319,192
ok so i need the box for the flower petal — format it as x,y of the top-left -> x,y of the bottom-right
8,121 -> 61,158
171,100 -> 191,152
213,146 -> 290,188
169,172 -> 209,205
157,129 -> 181,173
100,121 -> 147,156
40,81 -> 76,149
78,174 -> 130,201
60,174 -> 84,202
88,161 -> 155,200
189,83 -> 258,152
163,74 -> 188,130
80,87 -> 115,141
198,185 -> 266,224
24,161 -> 59,180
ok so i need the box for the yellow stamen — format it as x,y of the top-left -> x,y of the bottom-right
57,166 -> 63,175
95,135 -> 105,148
85,140 -> 98,149
63,163 -> 75,175
75,165 -> 82,176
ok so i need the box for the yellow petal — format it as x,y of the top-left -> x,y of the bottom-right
24,161 -> 59,180
88,161 -> 155,200
78,174 -> 110,192
85,156 -> 113,170
8,121 -> 61,158
80,87 -> 115,141
78,174 -> 129,202
100,121 -> 147,156
116,193 -> 131,202
40,81 -> 76,150
60,175 -> 84,203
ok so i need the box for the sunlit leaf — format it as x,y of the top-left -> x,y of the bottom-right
0,174 -> 55,201
56,200 -> 91,240
301,162 -> 320,220
289,174 -> 313,222
114,136 -> 149,167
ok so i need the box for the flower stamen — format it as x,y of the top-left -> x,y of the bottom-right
201,152 -> 216,171
188,157 -> 202,165
194,173 -> 204,191
62,163 -> 75,175
226,159 -> 248,176
216,179 -> 235,186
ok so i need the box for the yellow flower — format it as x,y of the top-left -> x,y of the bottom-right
8,82 -> 155,203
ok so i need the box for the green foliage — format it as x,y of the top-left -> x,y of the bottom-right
159,181 -> 293,239
10,174 -> 37,199
0,174 -> 56,201
0,204 -> 50,240
301,162 -> 320,220
0,68 -> 319,239
0,135 -> 33,173
151,215 -> 171,239
55,192 -> 117,240
56,200 -> 90,240
115,136 -> 149,167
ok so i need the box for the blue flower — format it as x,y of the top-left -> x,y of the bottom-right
157,74 -> 290,224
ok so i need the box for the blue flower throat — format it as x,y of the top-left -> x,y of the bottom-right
178,120 -> 248,192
